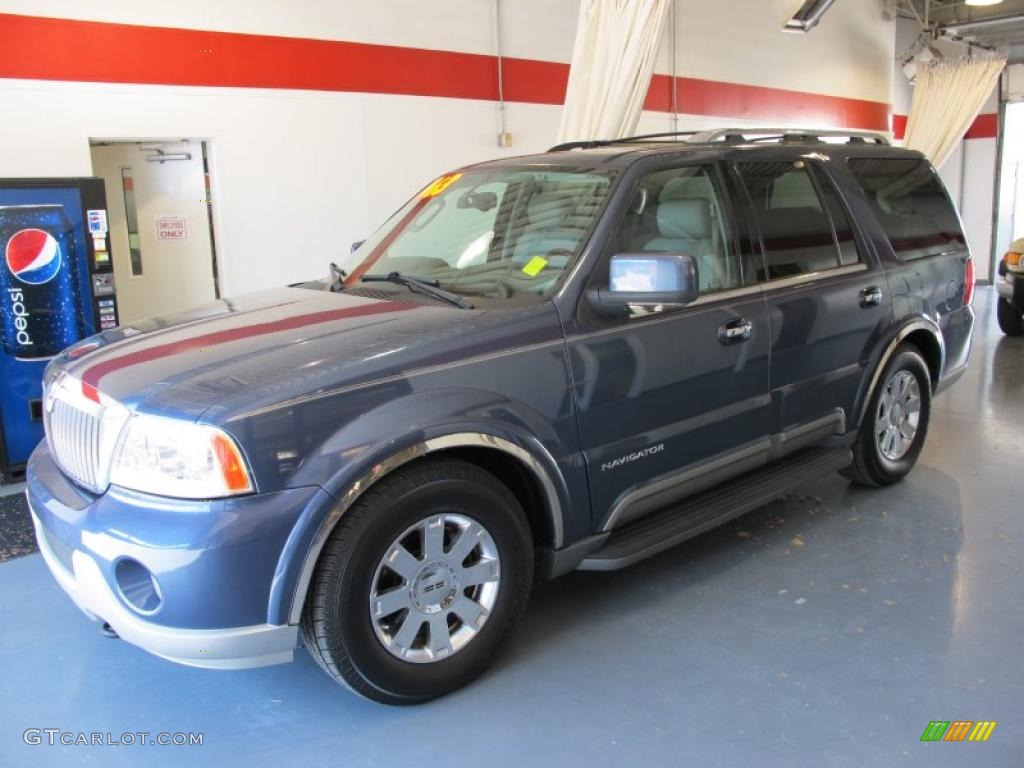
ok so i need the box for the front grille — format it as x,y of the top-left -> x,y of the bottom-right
45,397 -> 102,491
42,374 -> 129,494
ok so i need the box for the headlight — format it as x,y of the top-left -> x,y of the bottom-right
109,414 -> 253,498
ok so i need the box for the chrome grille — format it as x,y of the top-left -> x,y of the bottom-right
45,396 -> 102,491
42,374 -> 127,494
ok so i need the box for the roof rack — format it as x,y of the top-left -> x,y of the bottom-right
547,127 -> 889,152
689,127 -> 890,145
547,131 -> 698,152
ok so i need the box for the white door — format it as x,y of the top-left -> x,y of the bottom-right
90,141 -> 217,324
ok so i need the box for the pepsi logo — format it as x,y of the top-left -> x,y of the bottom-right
6,228 -> 62,285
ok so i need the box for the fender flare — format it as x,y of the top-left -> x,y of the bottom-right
285,432 -> 565,625
855,318 -> 945,429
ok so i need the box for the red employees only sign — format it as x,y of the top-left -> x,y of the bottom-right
155,215 -> 188,241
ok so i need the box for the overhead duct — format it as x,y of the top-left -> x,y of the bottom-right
779,0 -> 838,33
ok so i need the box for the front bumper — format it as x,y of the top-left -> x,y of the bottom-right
31,506 -> 297,669
997,269 -> 1024,312
27,442 -> 332,670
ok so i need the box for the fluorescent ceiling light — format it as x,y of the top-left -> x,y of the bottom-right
965,0 -> 1003,6
782,0 -> 838,32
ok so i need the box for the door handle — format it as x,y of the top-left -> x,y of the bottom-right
859,286 -> 883,307
718,318 -> 753,344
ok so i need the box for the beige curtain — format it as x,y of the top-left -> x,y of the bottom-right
556,0 -> 672,143
904,54 -> 1006,169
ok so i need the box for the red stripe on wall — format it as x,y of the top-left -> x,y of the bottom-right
644,74 -> 888,130
500,57 -> 570,106
0,13 -> 500,100
892,112 -> 996,141
892,114 -> 908,140
0,12 -> 889,130
964,112 -> 998,140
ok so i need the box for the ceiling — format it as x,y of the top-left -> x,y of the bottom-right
892,0 -> 1024,62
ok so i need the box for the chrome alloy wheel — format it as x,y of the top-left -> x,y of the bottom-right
369,514 -> 500,663
874,370 -> 922,461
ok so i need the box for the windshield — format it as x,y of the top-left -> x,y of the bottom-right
341,166 -> 616,305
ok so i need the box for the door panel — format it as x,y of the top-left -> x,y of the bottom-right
569,295 -> 771,532
763,268 -> 889,431
735,158 -> 891,436
570,161 -> 771,534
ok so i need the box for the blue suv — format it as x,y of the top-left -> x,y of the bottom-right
27,128 -> 974,703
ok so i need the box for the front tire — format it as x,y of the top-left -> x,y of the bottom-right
997,297 -> 1023,336
842,345 -> 932,487
301,458 -> 533,705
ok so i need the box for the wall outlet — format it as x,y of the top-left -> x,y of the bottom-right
498,131 -> 513,148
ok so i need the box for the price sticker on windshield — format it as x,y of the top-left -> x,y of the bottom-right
420,173 -> 463,199
521,256 -> 548,277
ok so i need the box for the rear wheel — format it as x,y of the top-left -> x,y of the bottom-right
997,297 -> 1023,336
300,457 -> 533,705
842,345 -> 932,487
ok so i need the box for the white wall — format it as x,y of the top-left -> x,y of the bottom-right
1002,66 -> 1024,255
0,80 -> 565,295
0,1 -> 895,297
995,98 -> 1024,259
1006,63 -> 1024,100
666,0 -> 892,103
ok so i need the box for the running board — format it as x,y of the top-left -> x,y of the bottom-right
579,448 -> 852,571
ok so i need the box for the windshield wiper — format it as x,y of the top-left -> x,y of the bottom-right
361,272 -> 474,309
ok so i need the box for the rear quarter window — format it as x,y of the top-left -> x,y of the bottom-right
847,157 -> 965,261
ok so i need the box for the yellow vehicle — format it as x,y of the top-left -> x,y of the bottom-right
997,237 -> 1024,336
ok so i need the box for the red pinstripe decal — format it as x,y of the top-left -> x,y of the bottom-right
79,301 -> 412,388
0,12 -> 889,129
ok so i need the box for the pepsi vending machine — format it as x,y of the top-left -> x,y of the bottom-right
0,178 -> 119,479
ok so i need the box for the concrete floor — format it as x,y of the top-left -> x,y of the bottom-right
1,288 -> 1021,767
0,481 -> 26,497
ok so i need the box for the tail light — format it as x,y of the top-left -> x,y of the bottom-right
964,258 -> 975,307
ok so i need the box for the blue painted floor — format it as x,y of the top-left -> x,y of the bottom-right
1,288 -> 1021,767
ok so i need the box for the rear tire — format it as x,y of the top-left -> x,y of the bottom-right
300,457 -> 533,705
997,297 -> 1023,336
842,345 -> 932,487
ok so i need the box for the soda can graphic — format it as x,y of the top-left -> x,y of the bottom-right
1,204 -> 86,359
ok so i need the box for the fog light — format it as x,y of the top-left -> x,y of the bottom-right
114,558 -> 162,614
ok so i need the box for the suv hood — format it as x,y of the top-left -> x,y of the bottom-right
54,287 -> 482,421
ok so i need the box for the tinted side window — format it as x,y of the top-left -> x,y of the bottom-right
847,157 -> 966,261
738,161 -> 841,280
811,167 -> 862,267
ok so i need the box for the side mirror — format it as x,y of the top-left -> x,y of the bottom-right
589,253 -> 699,316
